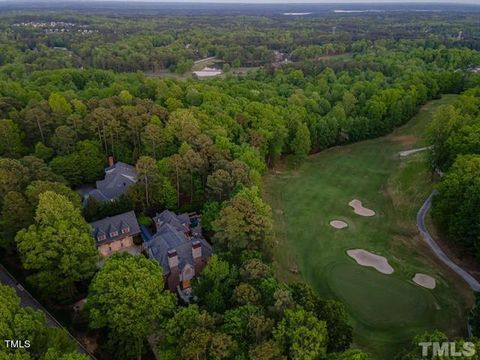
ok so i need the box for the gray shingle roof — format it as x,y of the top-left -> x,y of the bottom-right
89,162 -> 137,202
90,211 -> 141,245
147,212 -> 212,274
153,210 -> 190,232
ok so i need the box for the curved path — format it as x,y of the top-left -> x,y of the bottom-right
417,192 -> 480,292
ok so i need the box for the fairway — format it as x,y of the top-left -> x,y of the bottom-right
264,95 -> 473,359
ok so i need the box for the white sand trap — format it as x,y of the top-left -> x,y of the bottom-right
347,249 -> 394,274
349,199 -> 375,217
330,220 -> 348,229
413,273 -> 436,289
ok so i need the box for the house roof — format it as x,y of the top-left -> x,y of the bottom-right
89,162 -> 137,202
90,210 -> 141,245
153,210 -> 190,232
147,212 -> 212,274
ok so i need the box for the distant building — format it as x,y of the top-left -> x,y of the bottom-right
90,211 -> 141,257
88,157 -> 137,202
192,67 -> 223,78
146,210 -> 212,301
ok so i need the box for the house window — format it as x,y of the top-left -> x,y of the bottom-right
97,235 -> 106,241
121,242 -> 124,248
110,231 -> 118,237
121,227 -> 130,234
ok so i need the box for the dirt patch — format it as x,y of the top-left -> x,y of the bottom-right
347,249 -> 394,274
330,220 -> 348,229
349,199 -> 376,217
413,273 -> 436,289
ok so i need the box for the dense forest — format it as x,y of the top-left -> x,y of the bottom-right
0,4 -> 480,360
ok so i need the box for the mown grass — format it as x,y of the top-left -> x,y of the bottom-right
264,95 -> 473,359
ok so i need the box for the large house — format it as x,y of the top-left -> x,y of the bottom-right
146,210 -> 212,300
90,211 -> 141,257
88,157 -> 137,202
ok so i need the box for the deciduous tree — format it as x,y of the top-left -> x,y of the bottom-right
87,253 -> 176,360
273,307 -> 328,360
15,192 -> 98,300
213,187 -> 273,253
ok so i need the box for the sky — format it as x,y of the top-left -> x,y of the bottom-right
92,0 -> 480,3
2,0 -> 479,4
18,0 -> 478,3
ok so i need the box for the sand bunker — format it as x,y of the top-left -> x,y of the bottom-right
413,273 -> 436,289
347,249 -> 394,274
349,199 -> 375,217
330,220 -> 348,229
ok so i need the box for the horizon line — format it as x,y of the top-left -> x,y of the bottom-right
1,0 -> 480,4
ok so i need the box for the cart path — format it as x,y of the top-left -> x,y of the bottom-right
417,193 -> 480,292
0,263 -> 95,358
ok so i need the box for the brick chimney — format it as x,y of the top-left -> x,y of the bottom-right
192,241 -> 202,261
167,249 -> 178,269
108,155 -> 115,167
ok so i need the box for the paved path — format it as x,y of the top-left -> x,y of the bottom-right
417,193 -> 480,292
399,146 -> 432,157
0,263 -> 95,358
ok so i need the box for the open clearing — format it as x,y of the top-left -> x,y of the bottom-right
264,95 -> 473,359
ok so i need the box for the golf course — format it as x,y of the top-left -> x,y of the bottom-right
264,95 -> 474,359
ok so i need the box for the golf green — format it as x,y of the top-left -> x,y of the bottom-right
327,263 -> 434,328
264,95 -> 473,359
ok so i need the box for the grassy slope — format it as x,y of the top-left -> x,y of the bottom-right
264,95 -> 474,359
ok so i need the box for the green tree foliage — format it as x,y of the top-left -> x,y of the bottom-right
0,119 -> 24,157
15,191 -> 98,300
427,91 -> 480,170
51,126 -> 77,155
432,155 -> 480,257
0,191 -> 33,252
290,122 -> 311,163
87,253 -> 176,359
34,142 -> 54,162
273,307 -> 328,360
336,349 -> 372,360
132,156 -> 176,212
249,340 -> 286,360
213,187 -> 273,253
159,305 -> 237,360
222,304 -> 274,350
50,140 -> 105,185
20,156 -> 63,183
290,283 -> 352,352
201,201 -> 220,233
0,284 -> 88,359
193,255 -> 239,314
48,93 -> 72,118
25,180 -> 82,210
0,158 -> 29,201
